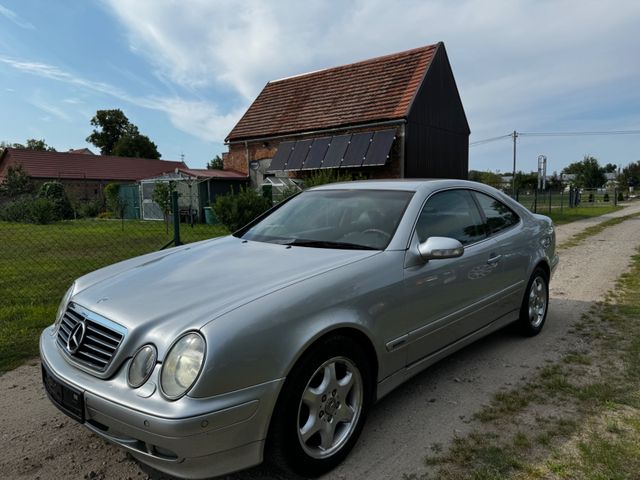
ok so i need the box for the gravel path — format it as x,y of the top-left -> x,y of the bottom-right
2,204 -> 640,480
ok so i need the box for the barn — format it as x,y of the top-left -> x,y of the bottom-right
224,42 -> 470,185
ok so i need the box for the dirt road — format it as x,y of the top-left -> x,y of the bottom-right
2,204 -> 640,480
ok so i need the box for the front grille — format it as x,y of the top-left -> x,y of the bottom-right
56,304 -> 126,372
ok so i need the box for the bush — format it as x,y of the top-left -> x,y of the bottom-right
29,198 -> 55,224
603,193 -> 610,202
38,181 -> 73,220
212,186 -> 272,232
97,211 -> 115,219
588,193 -> 594,203
302,169 -> 359,188
0,196 -> 55,224
0,197 -> 32,222
618,191 -> 625,202
76,200 -> 103,218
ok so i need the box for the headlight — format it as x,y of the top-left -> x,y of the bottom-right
54,283 -> 75,329
160,332 -> 205,400
128,345 -> 157,388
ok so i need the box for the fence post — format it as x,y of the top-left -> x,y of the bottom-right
614,187 -> 618,206
172,190 -> 181,247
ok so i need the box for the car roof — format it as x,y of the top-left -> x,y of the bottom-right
308,178 -> 485,194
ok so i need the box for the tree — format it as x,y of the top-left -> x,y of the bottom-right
113,133 -> 160,159
151,181 -> 176,233
620,161 -> 640,188
468,170 -> 503,188
1,139 -> 56,151
25,139 -> 56,151
86,109 -> 160,158
562,155 -> 606,188
0,163 -> 33,197
207,154 -> 223,170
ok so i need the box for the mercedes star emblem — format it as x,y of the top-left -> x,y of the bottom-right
67,321 -> 86,354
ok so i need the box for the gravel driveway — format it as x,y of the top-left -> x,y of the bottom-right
3,204 -> 640,480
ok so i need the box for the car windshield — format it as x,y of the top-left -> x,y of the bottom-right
238,189 -> 414,250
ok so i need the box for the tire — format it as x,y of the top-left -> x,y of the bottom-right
517,267 -> 549,336
267,335 -> 373,477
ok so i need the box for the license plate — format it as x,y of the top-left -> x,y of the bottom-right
42,363 -> 84,422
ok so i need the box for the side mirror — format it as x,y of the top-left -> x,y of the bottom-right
418,236 -> 464,261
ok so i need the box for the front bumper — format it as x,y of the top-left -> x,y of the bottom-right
40,327 -> 284,479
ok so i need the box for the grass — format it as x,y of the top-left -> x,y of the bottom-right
407,247 -> 640,480
545,205 -> 622,225
560,211 -> 640,248
0,219 -> 227,372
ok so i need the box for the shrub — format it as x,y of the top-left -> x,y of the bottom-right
588,193 -> 594,203
38,181 -> 73,220
302,170 -> 358,188
97,211 -> 115,219
29,198 -> 55,224
0,196 -> 55,223
603,193 -> 610,202
212,186 -> 272,232
0,197 -> 32,222
104,183 -> 125,217
618,191 -> 625,202
76,200 -> 102,218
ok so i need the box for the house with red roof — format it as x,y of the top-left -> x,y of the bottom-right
0,148 -> 189,201
224,42 -> 470,185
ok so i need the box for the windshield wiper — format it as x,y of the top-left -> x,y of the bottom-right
284,239 -> 378,250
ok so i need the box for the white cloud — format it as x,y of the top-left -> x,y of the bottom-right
0,3 -> 34,29
103,0 -> 640,137
0,55 -> 240,142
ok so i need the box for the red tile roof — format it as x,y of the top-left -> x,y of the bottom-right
177,168 -> 247,179
226,43 -> 439,142
0,148 -> 187,182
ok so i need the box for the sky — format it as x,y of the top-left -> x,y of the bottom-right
1,0 -> 639,173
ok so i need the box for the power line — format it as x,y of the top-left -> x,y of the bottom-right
469,134 -> 511,147
520,130 -> 640,137
471,129 -> 640,147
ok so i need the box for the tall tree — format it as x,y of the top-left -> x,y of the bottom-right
1,139 -> 56,151
24,138 -> 56,151
562,155 -> 606,188
86,109 -> 160,158
207,154 -> 223,170
113,133 -> 160,159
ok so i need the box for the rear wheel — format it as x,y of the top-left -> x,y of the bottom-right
517,268 -> 549,336
268,335 -> 373,477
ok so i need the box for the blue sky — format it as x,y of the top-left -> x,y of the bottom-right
1,0 -> 639,173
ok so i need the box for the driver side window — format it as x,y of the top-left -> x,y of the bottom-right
416,190 -> 486,245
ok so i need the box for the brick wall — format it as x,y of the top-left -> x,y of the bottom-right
224,124 -> 404,181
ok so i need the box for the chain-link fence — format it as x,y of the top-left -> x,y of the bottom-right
512,187 -> 623,214
0,196 -> 227,309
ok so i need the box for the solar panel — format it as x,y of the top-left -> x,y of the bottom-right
284,139 -> 313,170
362,129 -> 396,166
341,132 -> 373,167
322,134 -> 351,168
302,137 -> 331,170
268,141 -> 295,171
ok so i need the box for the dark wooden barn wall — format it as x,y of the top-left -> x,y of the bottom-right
405,44 -> 470,179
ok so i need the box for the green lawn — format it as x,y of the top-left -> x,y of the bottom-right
0,219 -> 227,371
545,206 -> 622,225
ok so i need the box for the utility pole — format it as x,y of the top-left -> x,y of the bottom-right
511,130 -> 518,197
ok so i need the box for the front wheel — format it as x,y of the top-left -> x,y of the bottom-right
517,268 -> 549,336
267,336 -> 373,477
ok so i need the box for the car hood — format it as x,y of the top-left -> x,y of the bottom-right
72,235 -> 379,333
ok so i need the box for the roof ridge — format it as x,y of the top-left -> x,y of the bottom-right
269,43 -> 439,84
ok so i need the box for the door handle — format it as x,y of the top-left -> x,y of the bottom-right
487,254 -> 502,264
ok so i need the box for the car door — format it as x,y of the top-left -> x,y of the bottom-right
400,189 -> 505,365
471,190 -> 530,315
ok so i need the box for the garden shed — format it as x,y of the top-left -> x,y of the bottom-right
224,42 -> 470,185
139,168 -> 247,222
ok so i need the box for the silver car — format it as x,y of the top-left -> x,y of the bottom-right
40,179 -> 558,478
